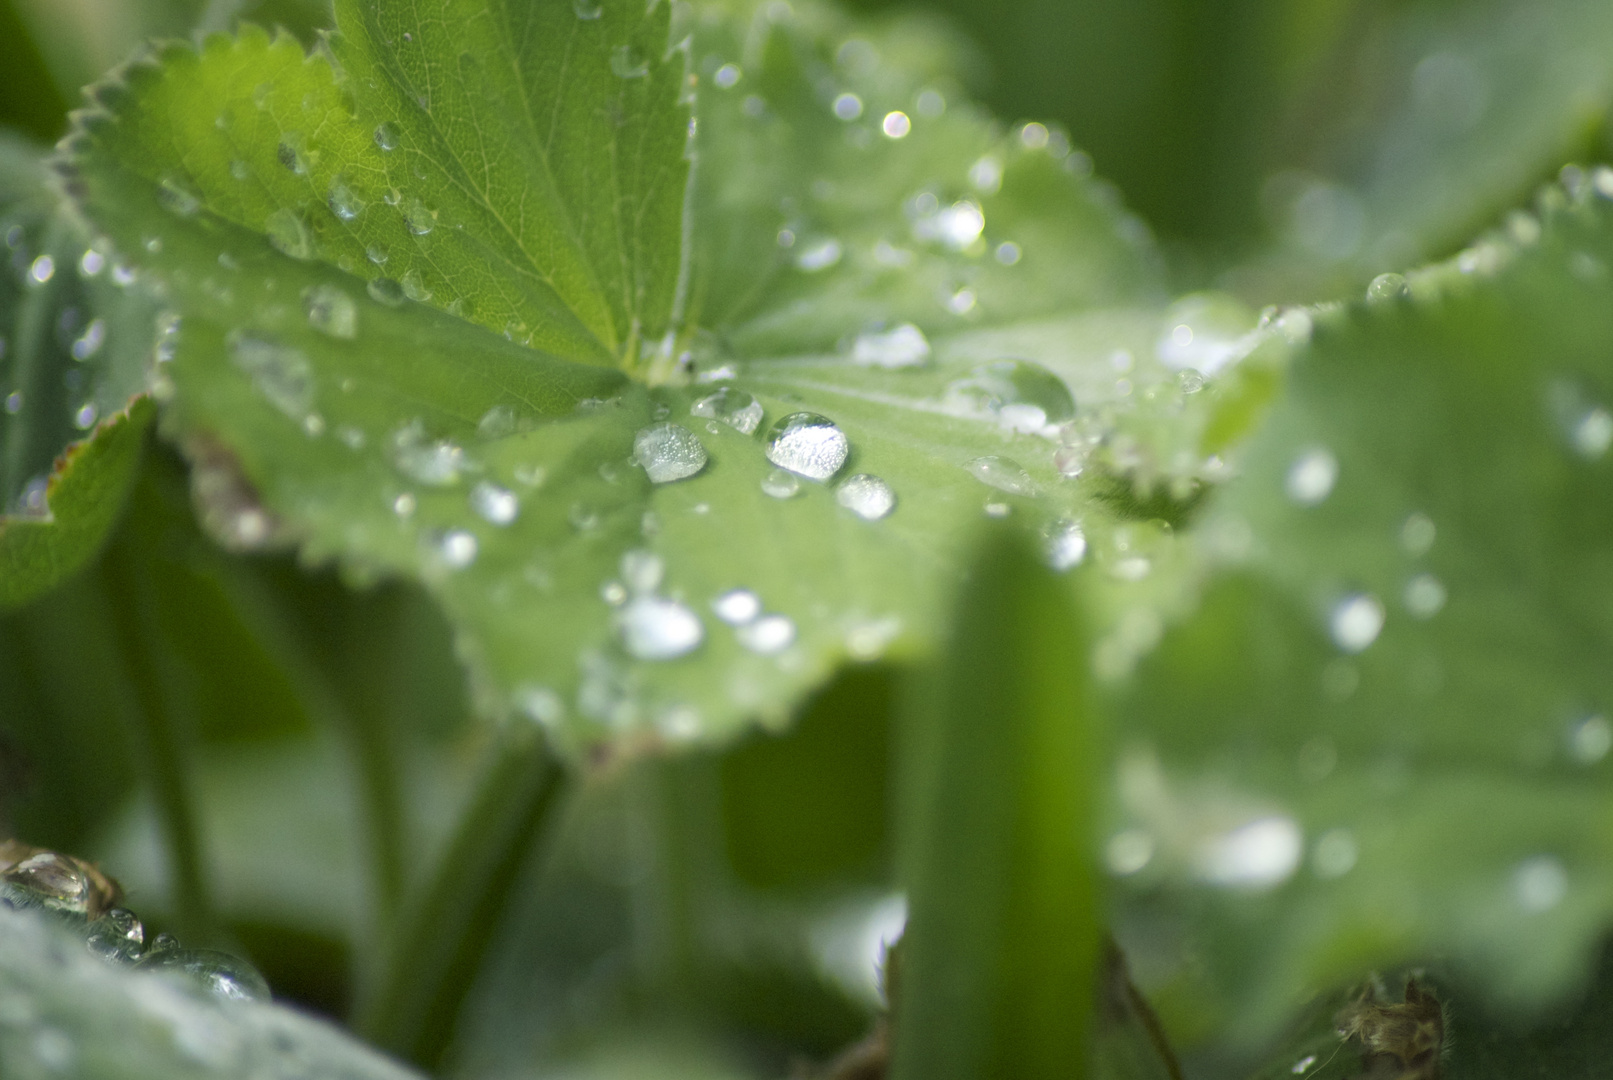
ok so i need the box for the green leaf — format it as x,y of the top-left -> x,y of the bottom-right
0,132 -> 157,609
64,0 -> 1223,750
1113,178 -> 1613,1043
0,904 -> 426,1080
891,529 -> 1099,1080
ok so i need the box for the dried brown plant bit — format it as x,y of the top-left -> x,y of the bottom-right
0,838 -> 123,919
1335,978 -> 1446,1080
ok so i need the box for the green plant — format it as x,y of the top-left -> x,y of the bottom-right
5,0 -> 1613,1076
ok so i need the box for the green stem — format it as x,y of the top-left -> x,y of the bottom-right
357,728 -> 567,1070
205,563 -> 408,948
99,535 -> 216,943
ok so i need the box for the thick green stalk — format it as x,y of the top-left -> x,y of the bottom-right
357,729 -> 567,1070
891,528 -> 1101,1080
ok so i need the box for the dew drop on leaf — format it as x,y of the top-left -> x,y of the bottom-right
1285,448 -> 1337,505
403,198 -> 436,236
367,277 -> 406,306
156,176 -> 201,218
327,180 -> 366,221
366,243 -> 389,265
265,208 -> 314,260
794,238 -> 842,272
477,404 -> 516,439
617,597 -> 703,660
965,455 -> 1040,496
1400,511 -> 1436,555
470,480 -> 518,525
1365,272 -> 1409,304
302,283 -> 358,338
610,44 -> 649,79
374,121 -> 401,150
835,474 -> 896,520
573,0 -> 602,18
738,613 -> 796,654
690,386 -> 763,434
437,529 -> 478,569
851,323 -> 930,368
391,419 -> 466,486
765,412 -> 848,481
1568,714 -> 1612,764
1403,573 -> 1446,618
1513,855 -> 1568,912
1044,519 -> 1086,570
401,269 -> 432,301
621,549 -> 665,594
633,422 -> 708,483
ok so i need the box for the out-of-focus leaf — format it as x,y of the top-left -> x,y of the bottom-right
891,529 -> 1098,1080
1112,176 -> 1613,1045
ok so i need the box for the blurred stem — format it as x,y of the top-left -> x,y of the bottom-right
205,562 -> 407,947
99,535 -> 216,943
357,729 -> 567,1070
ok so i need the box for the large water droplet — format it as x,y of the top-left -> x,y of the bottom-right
229,333 -> 313,418
836,474 -> 896,519
1329,593 -> 1385,653
942,359 -> 1076,426
327,180 -> 365,221
401,269 -> 432,301
634,422 -> 707,483
965,456 -> 1040,496
1,853 -> 90,915
611,44 -> 649,78
618,597 -> 703,660
138,948 -> 271,1002
852,323 -> 930,369
470,480 -> 518,525
1195,816 -> 1302,889
391,419 -> 466,485
738,613 -> 795,654
302,283 -> 358,338
765,412 -> 848,481
265,208 -> 314,260
1366,272 -> 1409,304
691,387 -> 763,434
1285,448 -> 1337,505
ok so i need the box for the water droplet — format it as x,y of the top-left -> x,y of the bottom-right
913,199 -> 984,251
738,613 -> 795,654
611,44 -> 649,79
942,359 -> 1076,426
1400,512 -> 1436,555
1329,593 -> 1385,653
714,63 -> 741,88
1105,830 -> 1153,875
795,238 -> 842,272
1312,829 -> 1357,878
691,387 -> 763,434
852,323 -> 930,368
403,198 -> 436,235
1195,816 -> 1302,889
393,492 -> 416,517
1567,713 -> 1611,764
27,255 -> 54,284
85,908 -> 146,963
832,92 -> 863,120
139,948 -> 271,1002
477,404 -> 516,439
619,549 -> 664,594
768,416 -> 854,485
366,243 -> 389,266
79,249 -> 105,277
302,283 -> 358,338
438,529 -> 478,569
389,273 -> 429,307
391,419 -> 466,485
229,333 -> 313,418
761,469 -> 801,498
983,500 -> 1011,518
601,580 -> 628,605
517,685 -> 566,727
327,180 -> 365,220
1513,855 -> 1568,912
1044,519 -> 1086,570
157,176 -> 201,217
1176,368 -> 1205,394
573,0 -> 602,17
73,402 -> 98,429
1,853 -> 90,914
470,481 -> 518,525
1285,448 -> 1337,505
633,422 -> 707,483
618,596 -> 703,660
367,277 -> 406,306
1403,573 -> 1446,618
265,208 -> 314,260
713,588 -> 761,624
965,455 -> 1040,496
1365,272 -> 1409,304
836,474 -> 896,520
1020,122 -> 1050,149
881,110 -> 911,138
70,319 -> 105,361
1291,1055 -> 1318,1076
4,391 -> 20,414
374,121 -> 401,150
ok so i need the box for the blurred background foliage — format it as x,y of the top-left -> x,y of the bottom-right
8,0 -> 1613,1077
